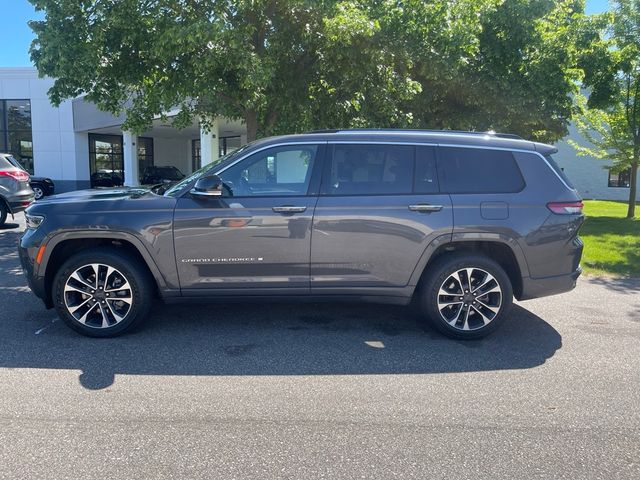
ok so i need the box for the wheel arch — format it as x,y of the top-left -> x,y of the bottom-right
41,232 -> 168,307
410,234 -> 529,301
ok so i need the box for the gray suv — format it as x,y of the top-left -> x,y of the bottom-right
1,153 -> 35,226
19,130 -> 584,339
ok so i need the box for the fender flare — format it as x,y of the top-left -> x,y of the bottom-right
407,232 -> 530,288
38,230 -> 169,290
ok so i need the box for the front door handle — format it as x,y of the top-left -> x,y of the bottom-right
408,204 -> 443,213
272,205 -> 307,213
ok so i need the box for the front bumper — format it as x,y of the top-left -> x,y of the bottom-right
18,232 -> 50,307
519,266 -> 582,301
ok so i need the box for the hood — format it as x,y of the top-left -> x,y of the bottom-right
36,187 -> 151,204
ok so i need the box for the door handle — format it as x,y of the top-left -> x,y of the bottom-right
408,204 -> 443,213
272,205 -> 307,213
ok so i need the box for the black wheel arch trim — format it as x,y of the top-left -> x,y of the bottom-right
407,232 -> 530,291
37,230 -> 172,293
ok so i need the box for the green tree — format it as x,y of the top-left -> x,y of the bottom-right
29,0 -> 588,144
407,0 -> 587,143
29,0 -> 423,141
571,0 -> 640,218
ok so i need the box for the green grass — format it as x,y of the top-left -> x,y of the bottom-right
580,200 -> 640,277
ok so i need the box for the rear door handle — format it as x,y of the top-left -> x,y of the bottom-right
408,204 -> 443,213
272,205 -> 307,213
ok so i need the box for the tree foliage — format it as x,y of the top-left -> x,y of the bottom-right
29,0 -> 588,143
571,0 -> 640,218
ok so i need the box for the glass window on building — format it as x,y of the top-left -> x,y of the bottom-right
192,136 -> 242,173
89,134 -> 124,187
192,139 -> 201,172
1,100 -> 33,173
137,137 -> 154,176
608,169 -> 631,188
220,136 -> 242,156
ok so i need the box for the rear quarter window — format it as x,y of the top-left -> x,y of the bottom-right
544,154 -> 576,190
437,147 -> 525,194
0,156 -> 14,169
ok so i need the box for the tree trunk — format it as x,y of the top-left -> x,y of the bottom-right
627,160 -> 638,219
245,110 -> 259,142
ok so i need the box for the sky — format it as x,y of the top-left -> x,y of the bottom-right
0,0 -> 612,67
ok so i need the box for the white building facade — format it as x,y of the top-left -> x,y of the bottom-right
1,67 -> 638,199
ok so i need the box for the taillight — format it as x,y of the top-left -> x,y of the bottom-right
547,201 -> 584,215
0,169 -> 30,182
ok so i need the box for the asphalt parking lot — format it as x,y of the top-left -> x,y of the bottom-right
0,212 -> 639,479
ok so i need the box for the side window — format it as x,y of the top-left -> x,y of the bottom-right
414,146 -> 439,194
324,144 -> 414,195
219,145 -> 318,196
437,147 -> 525,194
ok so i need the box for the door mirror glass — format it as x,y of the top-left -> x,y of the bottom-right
191,174 -> 224,197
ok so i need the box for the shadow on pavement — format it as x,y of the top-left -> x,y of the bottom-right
0,217 -> 562,390
584,275 -> 640,294
1,296 -> 562,390
0,222 -> 20,231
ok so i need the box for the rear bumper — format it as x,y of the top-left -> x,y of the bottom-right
519,266 -> 582,301
9,194 -> 35,213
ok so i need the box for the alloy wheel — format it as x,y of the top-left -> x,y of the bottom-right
33,186 -> 44,200
63,263 -> 133,329
437,267 -> 502,331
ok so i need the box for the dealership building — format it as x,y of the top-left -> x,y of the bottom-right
0,67 -> 638,199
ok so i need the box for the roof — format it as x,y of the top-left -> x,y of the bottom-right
253,129 -> 557,155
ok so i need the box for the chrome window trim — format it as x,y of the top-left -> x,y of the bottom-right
211,139 -> 573,193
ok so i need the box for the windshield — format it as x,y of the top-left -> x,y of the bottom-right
163,146 -> 250,197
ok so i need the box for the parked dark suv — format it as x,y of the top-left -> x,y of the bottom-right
19,130 -> 584,338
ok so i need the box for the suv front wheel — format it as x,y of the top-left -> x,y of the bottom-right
419,254 -> 513,339
53,248 -> 153,337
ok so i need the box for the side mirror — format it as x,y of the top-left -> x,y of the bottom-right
191,174 -> 224,197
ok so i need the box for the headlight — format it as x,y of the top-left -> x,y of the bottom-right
25,213 -> 45,229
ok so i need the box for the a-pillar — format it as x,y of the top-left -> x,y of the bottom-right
123,131 -> 139,186
200,118 -> 220,167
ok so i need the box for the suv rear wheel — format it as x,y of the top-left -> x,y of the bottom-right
419,254 -> 513,339
0,202 -> 7,226
52,248 -> 153,337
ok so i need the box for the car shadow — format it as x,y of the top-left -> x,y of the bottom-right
0,222 -> 20,231
0,220 -> 562,390
1,293 -> 562,390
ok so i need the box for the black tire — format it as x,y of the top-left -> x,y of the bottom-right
52,248 -> 154,337
0,202 -> 7,226
418,254 -> 513,340
32,185 -> 44,200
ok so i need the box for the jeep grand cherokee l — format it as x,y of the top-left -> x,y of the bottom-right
19,130 -> 584,339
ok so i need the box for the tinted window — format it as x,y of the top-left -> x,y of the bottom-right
0,156 -> 13,169
545,154 -> 575,189
438,147 -> 524,193
219,145 -> 318,196
414,146 -> 439,193
325,144 -> 414,195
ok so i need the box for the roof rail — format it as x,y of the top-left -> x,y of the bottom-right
305,128 -> 523,140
